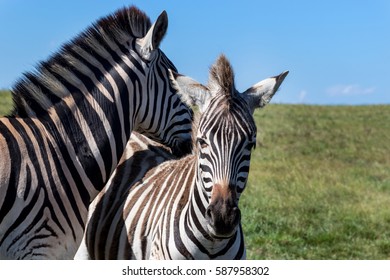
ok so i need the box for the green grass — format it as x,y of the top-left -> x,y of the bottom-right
0,90 -> 12,116
1,90 -> 389,259
242,104 -> 390,259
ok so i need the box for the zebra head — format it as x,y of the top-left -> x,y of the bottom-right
171,55 -> 288,239
131,9 -> 193,156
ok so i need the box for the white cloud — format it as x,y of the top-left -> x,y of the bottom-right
326,84 -> 376,96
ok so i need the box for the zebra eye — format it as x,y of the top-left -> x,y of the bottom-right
197,137 -> 208,149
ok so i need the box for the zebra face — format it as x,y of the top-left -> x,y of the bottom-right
130,11 -> 193,157
170,54 -> 288,239
198,96 -> 257,238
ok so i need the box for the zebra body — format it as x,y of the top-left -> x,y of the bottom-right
81,144 -> 244,259
0,6 -> 193,259
79,55 -> 288,259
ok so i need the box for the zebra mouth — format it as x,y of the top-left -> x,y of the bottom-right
206,223 -> 238,240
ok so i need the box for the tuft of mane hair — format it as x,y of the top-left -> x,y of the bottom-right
94,6 -> 151,42
9,6 -> 151,118
208,54 -> 236,99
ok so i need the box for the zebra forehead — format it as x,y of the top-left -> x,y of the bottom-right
199,110 -> 256,146
202,95 -> 255,127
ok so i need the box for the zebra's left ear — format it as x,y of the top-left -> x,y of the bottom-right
242,71 -> 289,113
136,10 -> 168,60
169,70 -> 212,112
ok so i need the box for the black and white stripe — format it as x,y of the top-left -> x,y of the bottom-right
0,6 -> 193,259
78,55 -> 288,259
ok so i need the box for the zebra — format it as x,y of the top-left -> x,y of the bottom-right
0,6 -> 194,259
78,54 -> 288,259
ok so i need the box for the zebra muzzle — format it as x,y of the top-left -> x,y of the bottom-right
205,197 -> 241,239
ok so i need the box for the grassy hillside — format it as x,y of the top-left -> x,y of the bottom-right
1,90 -> 389,259
0,90 -> 12,115
243,104 -> 390,259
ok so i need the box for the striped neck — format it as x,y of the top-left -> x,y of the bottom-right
7,7 -> 153,199
36,55 -> 145,201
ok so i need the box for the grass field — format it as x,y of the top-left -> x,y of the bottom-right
0,90 -> 389,259
0,90 -> 13,115
243,104 -> 390,259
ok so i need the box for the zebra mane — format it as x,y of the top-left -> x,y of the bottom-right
9,6 -> 151,117
191,112 -> 201,150
208,54 -> 237,101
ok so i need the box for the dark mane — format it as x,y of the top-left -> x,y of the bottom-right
207,55 -> 256,132
208,54 -> 236,101
94,6 -> 151,41
9,6 -> 151,117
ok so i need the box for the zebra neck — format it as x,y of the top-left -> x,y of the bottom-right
40,73 -> 140,199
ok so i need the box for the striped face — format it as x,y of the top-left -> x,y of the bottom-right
171,54 -> 288,240
197,95 -> 257,238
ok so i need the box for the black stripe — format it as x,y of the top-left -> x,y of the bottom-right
0,121 -> 21,230
234,225 -> 245,259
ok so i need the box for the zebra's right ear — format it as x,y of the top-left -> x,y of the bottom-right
169,70 -> 211,113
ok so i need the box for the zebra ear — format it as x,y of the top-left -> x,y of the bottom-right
169,70 -> 211,112
136,10 -> 168,60
242,71 -> 289,113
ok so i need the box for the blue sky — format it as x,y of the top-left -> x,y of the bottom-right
0,0 -> 389,105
